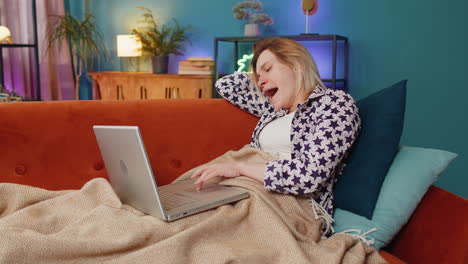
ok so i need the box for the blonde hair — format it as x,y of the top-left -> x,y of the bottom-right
251,37 -> 325,96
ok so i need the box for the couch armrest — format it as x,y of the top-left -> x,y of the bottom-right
385,186 -> 468,264
379,250 -> 405,264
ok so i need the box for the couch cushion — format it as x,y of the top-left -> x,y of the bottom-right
333,146 -> 457,249
334,80 -> 407,219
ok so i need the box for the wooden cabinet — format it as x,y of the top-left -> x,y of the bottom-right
88,72 -> 212,100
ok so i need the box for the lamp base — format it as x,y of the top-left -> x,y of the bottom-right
120,57 -> 142,72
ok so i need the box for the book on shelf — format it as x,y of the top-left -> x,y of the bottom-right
187,56 -> 213,61
178,57 -> 214,75
178,65 -> 214,71
178,70 -> 212,75
179,60 -> 214,67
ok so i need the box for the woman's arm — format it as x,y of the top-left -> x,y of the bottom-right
238,162 -> 266,182
191,162 -> 266,191
216,72 -> 268,118
264,92 -> 361,195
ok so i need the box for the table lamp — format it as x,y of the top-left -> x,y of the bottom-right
116,34 -> 142,71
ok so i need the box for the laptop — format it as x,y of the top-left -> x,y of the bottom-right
93,125 -> 249,221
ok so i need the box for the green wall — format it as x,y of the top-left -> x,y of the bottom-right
324,0 -> 468,198
74,0 -> 467,197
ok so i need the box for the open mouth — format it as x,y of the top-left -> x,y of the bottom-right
264,88 -> 278,98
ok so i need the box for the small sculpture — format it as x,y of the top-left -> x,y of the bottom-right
233,1 -> 273,36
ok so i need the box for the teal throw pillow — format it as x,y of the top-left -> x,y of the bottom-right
332,146 -> 457,249
334,80 -> 407,219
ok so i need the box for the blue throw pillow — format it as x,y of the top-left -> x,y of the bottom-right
334,80 -> 407,219
332,146 -> 457,249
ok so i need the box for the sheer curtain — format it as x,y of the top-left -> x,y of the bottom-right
0,0 -> 74,100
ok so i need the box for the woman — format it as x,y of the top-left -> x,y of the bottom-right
191,37 -> 360,223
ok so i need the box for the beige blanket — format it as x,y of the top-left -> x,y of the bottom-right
0,145 -> 386,264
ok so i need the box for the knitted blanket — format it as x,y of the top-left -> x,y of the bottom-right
0,146 -> 386,263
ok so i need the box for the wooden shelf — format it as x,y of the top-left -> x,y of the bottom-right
88,71 -> 213,100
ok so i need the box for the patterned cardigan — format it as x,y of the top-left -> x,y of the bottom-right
216,72 -> 361,216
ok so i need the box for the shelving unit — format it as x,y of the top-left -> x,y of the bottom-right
0,0 -> 41,100
213,34 -> 348,97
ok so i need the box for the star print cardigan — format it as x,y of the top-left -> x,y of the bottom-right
216,72 -> 361,216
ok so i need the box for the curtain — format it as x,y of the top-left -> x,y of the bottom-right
0,0 -> 74,100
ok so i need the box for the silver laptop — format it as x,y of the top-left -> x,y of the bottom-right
93,125 -> 249,221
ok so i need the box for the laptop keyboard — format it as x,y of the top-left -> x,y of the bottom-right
158,189 -> 197,211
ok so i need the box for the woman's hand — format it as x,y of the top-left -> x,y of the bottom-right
190,162 -> 267,191
190,162 -> 242,191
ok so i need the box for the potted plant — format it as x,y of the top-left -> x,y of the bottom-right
232,1 -> 274,36
46,13 -> 108,100
131,7 -> 192,74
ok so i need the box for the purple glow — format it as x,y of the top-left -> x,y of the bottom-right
1,49 -> 33,98
299,40 -> 346,80
212,38 -> 346,90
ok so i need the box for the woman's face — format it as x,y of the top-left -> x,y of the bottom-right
255,49 -> 304,112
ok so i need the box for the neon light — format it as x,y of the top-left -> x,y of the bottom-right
237,53 -> 254,72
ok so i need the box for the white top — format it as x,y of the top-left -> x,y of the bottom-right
258,111 -> 295,160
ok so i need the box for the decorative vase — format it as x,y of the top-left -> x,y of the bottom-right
152,55 -> 169,74
244,23 -> 260,37
78,74 -> 92,100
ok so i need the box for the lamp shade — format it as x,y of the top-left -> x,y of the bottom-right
116,35 -> 142,57
0,26 -> 12,43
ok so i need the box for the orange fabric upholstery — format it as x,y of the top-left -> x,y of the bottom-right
0,99 -> 466,263
379,250 -> 406,264
385,186 -> 468,264
0,99 -> 256,189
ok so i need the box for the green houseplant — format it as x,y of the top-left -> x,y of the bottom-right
46,13 -> 107,99
131,7 -> 192,74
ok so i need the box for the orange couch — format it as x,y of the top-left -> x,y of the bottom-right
0,99 -> 467,263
